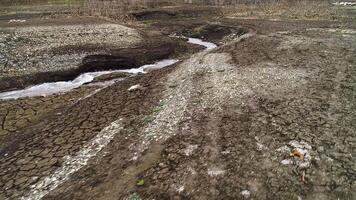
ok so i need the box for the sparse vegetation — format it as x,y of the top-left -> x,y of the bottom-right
136,179 -> 145,186
222,0 -> 343,20
0,0 -> 342,21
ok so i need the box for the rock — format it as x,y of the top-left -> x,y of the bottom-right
128,84 -> 144,91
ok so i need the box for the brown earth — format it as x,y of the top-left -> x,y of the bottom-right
0,4 -> 356,200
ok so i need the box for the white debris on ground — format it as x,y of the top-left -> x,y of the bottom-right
128,84 -> 143,91
175,185 -> 185,193
332,2 -> 356,6
184,144 -> 198,156
8,19 -> 27,23
279,140 -> 312,169
241,190 -> 251,198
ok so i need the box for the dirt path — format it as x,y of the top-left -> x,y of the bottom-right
1,7 -> 356,200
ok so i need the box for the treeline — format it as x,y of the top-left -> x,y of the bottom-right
1,0 -> 330,6
184,0 -> 331,5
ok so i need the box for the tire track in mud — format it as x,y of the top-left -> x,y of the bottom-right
20,119 -> 124,200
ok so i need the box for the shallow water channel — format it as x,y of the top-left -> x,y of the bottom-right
0,38 -> 217,100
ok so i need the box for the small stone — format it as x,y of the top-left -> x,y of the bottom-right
128,84 -> 143,91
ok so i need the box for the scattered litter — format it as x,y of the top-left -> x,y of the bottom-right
290,149 -> 304,160
278,140 -> 312,169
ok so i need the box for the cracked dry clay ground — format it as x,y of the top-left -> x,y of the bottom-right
1,20 -> 356,200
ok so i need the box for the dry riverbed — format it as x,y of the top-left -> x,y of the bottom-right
0,4 -> 356,200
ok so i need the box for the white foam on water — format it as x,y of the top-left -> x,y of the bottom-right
0,59 -> 179,100
188,38 -> 217,50
142,59 -> 179,71
0,71 -> 112,100
120,59 -> 179,74
0,37 -> 217,100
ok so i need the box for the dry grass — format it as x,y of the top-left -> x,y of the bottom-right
222,1 -> 343,20
73,0 -> 184,20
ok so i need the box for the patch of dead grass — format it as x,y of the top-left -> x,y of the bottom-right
222,1 -> 344,21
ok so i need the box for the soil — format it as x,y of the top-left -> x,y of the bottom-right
0,4 -> 356,200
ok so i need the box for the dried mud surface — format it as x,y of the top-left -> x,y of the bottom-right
1,6 -> 356,200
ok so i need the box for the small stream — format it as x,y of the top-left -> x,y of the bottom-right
0,38 -> 216,100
